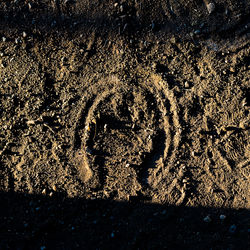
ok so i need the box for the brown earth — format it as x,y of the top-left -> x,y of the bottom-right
0,0 -> 249,249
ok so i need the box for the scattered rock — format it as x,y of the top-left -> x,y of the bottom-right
219,214 -> 226,221
15,38 -> 21,44
52,185 -> 57,192
184,81 -> 190,88
104,124 -> 108,131
2,37 -> 6,42
203,215 -> 211,223
151,22 -> 155,30
28,2 -> 32,10
194,29 -> 201,35
203,1 -> 215,14
51,20 -> 57,27
27,120 -> 36,125
120,5 -> 124,13
229,224 -> 237,234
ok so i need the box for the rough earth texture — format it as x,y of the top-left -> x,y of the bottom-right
0,0 -> 249,249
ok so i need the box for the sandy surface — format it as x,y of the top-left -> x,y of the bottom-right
0,0 -> 249,249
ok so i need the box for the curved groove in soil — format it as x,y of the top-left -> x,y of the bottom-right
74,74 -> 182,200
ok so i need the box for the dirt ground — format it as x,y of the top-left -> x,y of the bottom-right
0,0 -> 249,249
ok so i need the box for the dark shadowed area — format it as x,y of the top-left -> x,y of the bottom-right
0,192 -> 249,249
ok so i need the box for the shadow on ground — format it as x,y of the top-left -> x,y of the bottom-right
0,0 -> 249,39
0,191 -> 249,249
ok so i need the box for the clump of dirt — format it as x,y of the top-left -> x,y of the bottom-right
0,0 -> 249,249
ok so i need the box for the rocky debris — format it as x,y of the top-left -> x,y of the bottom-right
229,224 -> 237,234
219,214 -> 226,221
203,215 -> 212,223
203,0 -> 215,14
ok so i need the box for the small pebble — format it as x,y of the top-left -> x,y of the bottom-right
51,20 -> 57,27
15,38 -> 20,44
206,2 -> 215,14
123,23 -> 128,32
22,32 -> 27,38
184,81 -> 190,88
229,224 -> 237,234
2,37 -> 6,42
170,36 -> 176,44
27,120 -> 35,125
200,23 -> 205,29
120,5 -> 124,12
151,22 -> 155,30
104,124 -> 108,131
203,215 -> 211,223
230,67 -> 235,73
194,29 -> 201,35
219,214 -> 226,220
